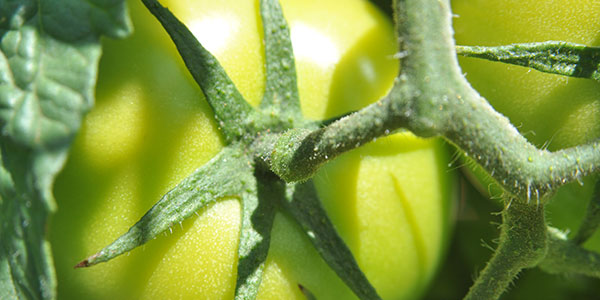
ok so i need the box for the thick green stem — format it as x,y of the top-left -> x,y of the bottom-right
464,201 -> 548,300
444,94 -> 600,201
261,0 -> 600,193
266,95 -> 408,182
392,0 -> 464,136
392,0 -> 600,201
264,0 -> 462,181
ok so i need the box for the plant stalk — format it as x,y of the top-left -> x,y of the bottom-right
464,200 -> 548,300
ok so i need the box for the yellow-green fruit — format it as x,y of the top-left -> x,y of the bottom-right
452,0 -> 600,248
50,0 -> 456,299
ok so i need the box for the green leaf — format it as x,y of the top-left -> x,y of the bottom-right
141,0 -> 256,143
234,171 -> 278,300
0,0 -> 132,148
0,142 -> 64,300
258,0 -> 302,123
77,146 -> 254,267
281,181 -> 381,300
456,41 -> 600,81
0,1 -> 131,299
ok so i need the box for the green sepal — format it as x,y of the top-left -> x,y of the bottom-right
81,1 -> 386,299
281,181 -> 382,300
141,0 -> 256,143
258,0 -> 302,125
456,42 -> 600,81
76,146 -> 253,267
234,171 -> 278,300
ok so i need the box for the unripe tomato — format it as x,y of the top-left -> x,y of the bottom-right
50,0 -> 456,299
452,0 -> 600,255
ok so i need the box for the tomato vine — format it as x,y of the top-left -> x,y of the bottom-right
1,0 -> 600,299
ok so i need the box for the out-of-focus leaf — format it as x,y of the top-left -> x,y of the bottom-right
0,0 -> 131,298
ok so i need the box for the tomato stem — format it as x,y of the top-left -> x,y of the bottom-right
539,227 -> 600,278
464,200 -> 548,300
572,178 -> 600,244
390,0 -> 600,201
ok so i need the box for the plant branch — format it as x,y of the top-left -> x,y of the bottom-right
539,227 -> 600,278
445,94 -> 600,201
464,201 -> 548,300
390,0 -> 600,201
392,0 -> 464,133
264,0 -> 600,197
266,95 -> 408,182
264,0 -> 462,182
572,178 -> 600,244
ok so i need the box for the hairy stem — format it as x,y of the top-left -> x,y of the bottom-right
572,178 -> 600,244
464,201 -> 548,300
264,0 -> 600,198
444,89 -> 600,201
540,227 -> 600,278
266,95 -> 408,182
393,0 -> 600,201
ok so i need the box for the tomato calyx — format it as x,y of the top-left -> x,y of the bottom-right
77,0 -> 383,299
71,1 -> 600,299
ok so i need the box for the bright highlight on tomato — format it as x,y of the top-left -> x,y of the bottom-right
50,0 -> 456,299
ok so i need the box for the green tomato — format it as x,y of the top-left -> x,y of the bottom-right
452,1 -> 600,249
50,0 -> 456,299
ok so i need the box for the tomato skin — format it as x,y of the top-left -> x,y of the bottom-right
451,1 -> 600,251
50,1 -> 456,299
